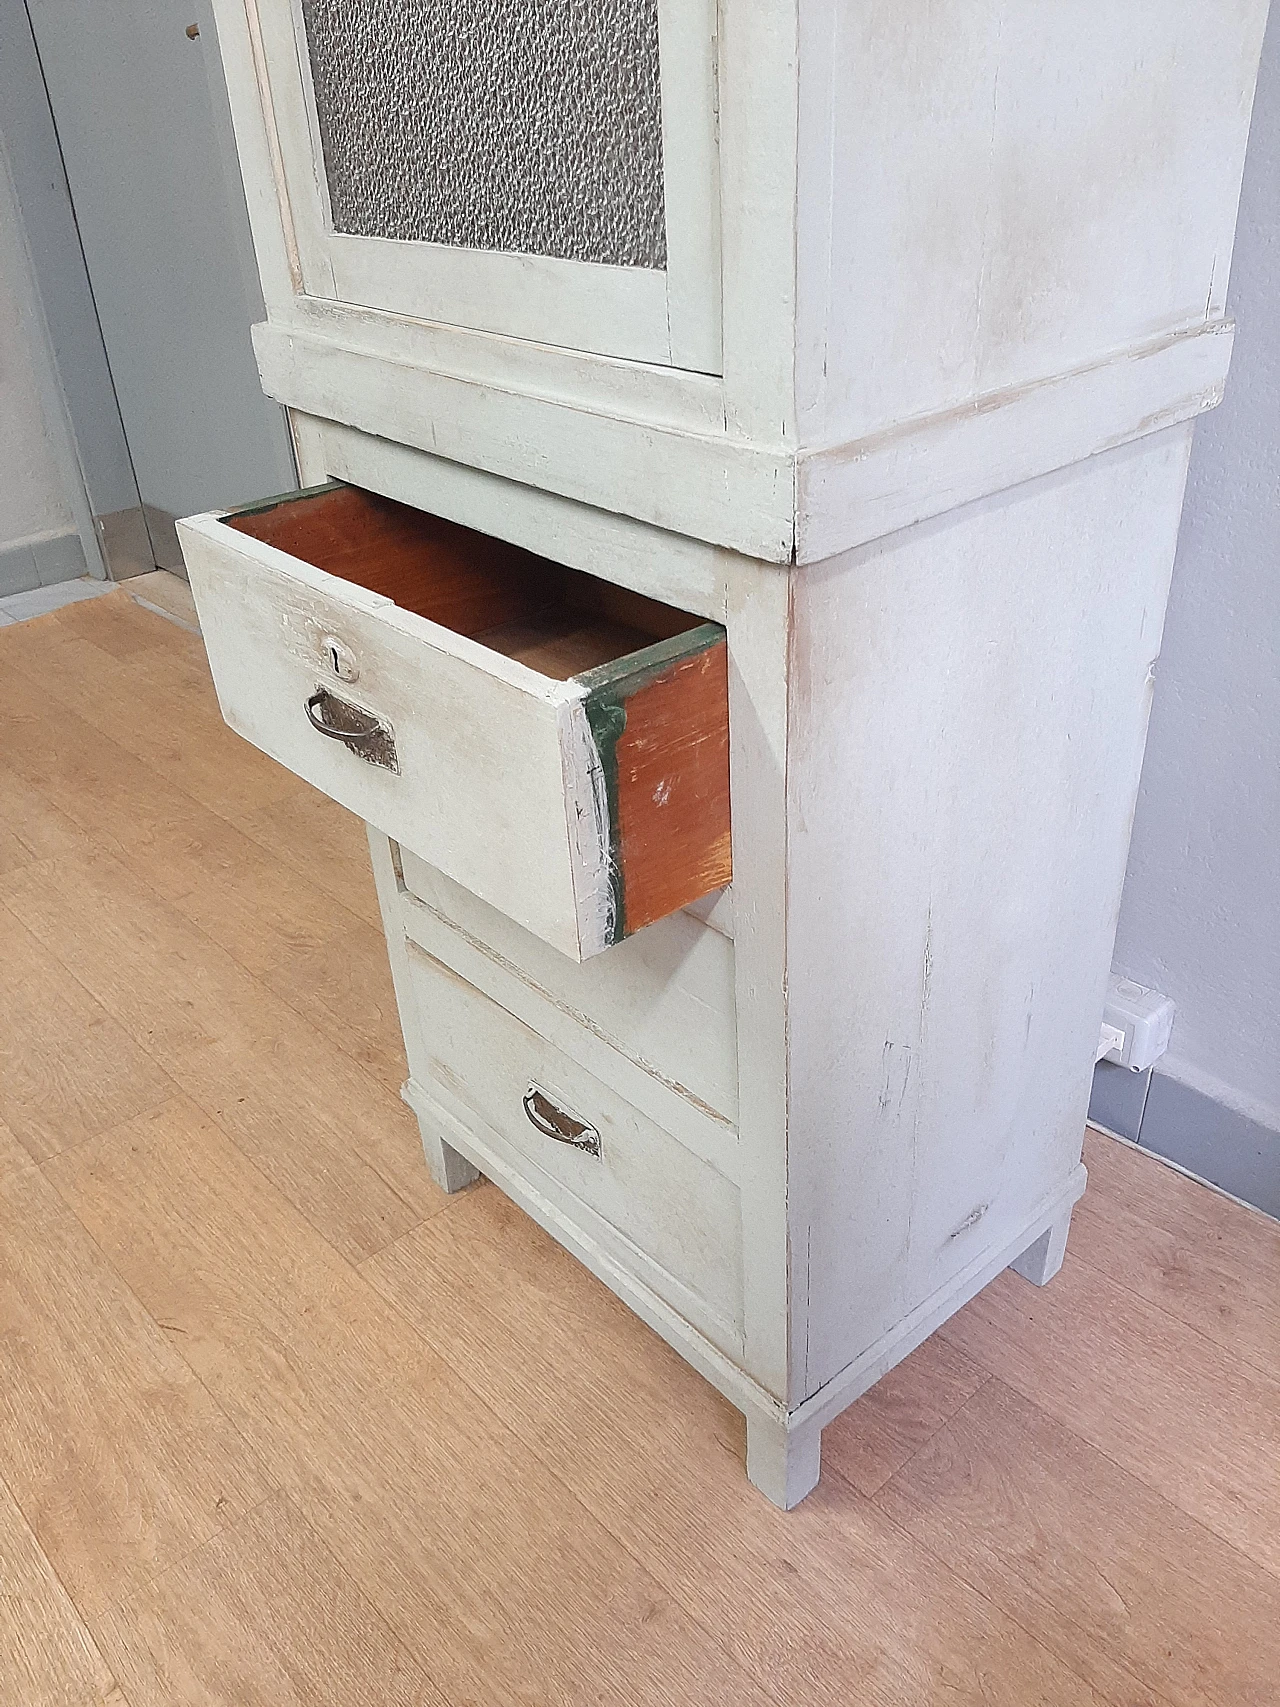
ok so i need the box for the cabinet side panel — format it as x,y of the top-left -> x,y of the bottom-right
785,428 -> 1194,1393
797,0 -> 1268,447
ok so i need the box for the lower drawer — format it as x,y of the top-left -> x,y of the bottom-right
399,848 -> 739,1127
405,943 -> 744,1356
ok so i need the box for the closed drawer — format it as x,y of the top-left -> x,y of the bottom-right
177,481 -> 730,962
398,847 -> 739,1127
405,943 -> 743,1355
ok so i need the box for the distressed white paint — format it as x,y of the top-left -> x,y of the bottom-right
240,0 -> 721,369
366,828 -> 481,1194
655,0 -> 723,371
795,0 -> 1269,448
398,849 -> 739,1131
346,427 -> 1201,1501
1009,1210 -> 1074,1288
785,430 -> 1195,1397
249,323 -> 796,564
795,322 -> 1232,563
559,696 -> 617,959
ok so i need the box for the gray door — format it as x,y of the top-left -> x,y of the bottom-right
25,0 -> 295,573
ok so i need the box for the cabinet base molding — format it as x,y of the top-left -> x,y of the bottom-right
787,1169 -> 1088,1447
405,1059 -> 1086,1510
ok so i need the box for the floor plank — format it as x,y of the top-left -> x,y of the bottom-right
1,1113 -> 36,1181
0,1473 -> 119,1707
939,1256 -> 1280,1577
123,570 -> 201,632
0,1164 -> 270,1616
2,663 -> 363,984
361,1189 -> 1108,1707
0,759 -> 89,873
2,593 -> 382,929
93,1492 -> 447,1707
2,849 -> 441,1261
47,1098 -> 784,1707
230,784 -> 383,931
2,654 -> 394,1090
875,1377 -> 1280,1707
33,588 -> 193,662
0,823 -> 38,876
1073,1128 -> 1280,1379
258,917 -> 408,1094
7,615 -> 295,826
822,1332 -> 990,1497
0,905 -> 175,1164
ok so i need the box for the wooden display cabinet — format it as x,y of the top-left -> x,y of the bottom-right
181,0 -> 1271,1505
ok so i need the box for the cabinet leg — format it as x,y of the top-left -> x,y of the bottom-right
411,1103 -> 480,1194
746,1412 -> 822,1510
1010,1207 -> 1073,1286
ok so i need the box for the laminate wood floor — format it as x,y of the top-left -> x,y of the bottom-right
1,589 -> 1276,1707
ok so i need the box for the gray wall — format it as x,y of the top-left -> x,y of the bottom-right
23,0 -> 296,531
1099,0 -> 1280,1209
0,209 -> 73,544
2,0 -> 296,584
0,0 -> 142,531
0,121 -> 94,593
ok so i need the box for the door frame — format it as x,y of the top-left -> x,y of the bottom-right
249,0 -> 723,371
1,1 -> 135,580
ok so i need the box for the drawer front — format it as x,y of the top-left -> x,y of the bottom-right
177,486 -> 730,963
180,513 -> 587,956
406,944 -> 744,1354
399,848 -> 739,1127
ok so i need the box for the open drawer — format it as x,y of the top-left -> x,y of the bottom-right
177,482 -> 731,961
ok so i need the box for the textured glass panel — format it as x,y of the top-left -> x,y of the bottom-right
299,0 -> 667,269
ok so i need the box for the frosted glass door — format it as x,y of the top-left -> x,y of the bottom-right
301,0 -> 667,266
252,0 -> 720,369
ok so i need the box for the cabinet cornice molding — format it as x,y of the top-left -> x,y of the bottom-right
255,317 -> 1233,567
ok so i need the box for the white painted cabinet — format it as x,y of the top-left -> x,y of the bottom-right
185,0 -> 1272,1506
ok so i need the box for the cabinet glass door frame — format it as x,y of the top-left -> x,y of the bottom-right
248,0 -> 722,372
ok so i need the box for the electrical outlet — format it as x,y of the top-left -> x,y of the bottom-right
1096,1022 -> 1126,1064
1100,974 -> 1175,1072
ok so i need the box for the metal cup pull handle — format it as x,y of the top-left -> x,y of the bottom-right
304,688 -> 398,771
523,1084 -> 601,1158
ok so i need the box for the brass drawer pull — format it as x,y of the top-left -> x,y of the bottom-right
305,688 -> 398,771
523,1084 -> 601,1157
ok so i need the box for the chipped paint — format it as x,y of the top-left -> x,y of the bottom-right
949,1203 -> 989,1240
561,697 -> 617,957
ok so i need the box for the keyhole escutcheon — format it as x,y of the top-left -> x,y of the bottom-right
321,634 -> 359,683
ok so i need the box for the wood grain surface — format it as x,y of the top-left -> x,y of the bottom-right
225,482 -> 702,662
608,636 -> 732,935
0,590 -> 1275,1706
0,1474 -> 117,1707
